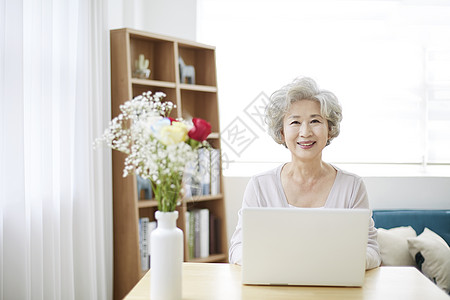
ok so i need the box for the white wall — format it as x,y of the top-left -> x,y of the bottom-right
108,0 -> 197,40
364,177 -> 450,210
224,175 -> 450,248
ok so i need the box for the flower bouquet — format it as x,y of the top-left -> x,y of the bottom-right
100,91 -> 211,212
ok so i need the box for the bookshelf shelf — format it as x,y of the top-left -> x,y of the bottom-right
137,200 -> 158,208
186,194 -> 224,203
110,28 -> 227,300
179,83 -> 218,93
130,78 -> 177,88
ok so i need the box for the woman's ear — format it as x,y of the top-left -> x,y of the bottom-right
327,122 -> 332,139
326,127 -> 332,146
281,130 -> 288,148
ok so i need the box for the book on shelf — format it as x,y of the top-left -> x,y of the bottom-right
209,213 -> 221,254
194,209 -> 202,258
198,148 -> 211,195
210,148 -> 221,195
184,159 -> 201,197
185,148 -> 221,197
186,210 -> 195,259
199,208 -> 209,258
186,208 -> 221,259
139,217 -> 156,271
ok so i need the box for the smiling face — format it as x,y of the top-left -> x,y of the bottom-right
281,99 -> 330,162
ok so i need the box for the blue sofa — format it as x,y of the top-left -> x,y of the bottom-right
372,209 -> 450,246
372,209 -> 450,294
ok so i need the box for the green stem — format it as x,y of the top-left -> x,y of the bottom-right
152,171 -> 182,212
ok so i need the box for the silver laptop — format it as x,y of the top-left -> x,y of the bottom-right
242,207 -> 369,287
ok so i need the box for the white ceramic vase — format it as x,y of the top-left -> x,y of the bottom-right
150,210 -> 183,300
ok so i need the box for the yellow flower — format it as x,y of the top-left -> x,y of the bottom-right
158,121 -> 188,145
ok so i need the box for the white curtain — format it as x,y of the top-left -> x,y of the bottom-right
0,0 -> 113,299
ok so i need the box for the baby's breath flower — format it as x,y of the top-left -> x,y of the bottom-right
96,91 -> 211,212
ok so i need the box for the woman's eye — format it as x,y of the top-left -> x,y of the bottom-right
311,119 -> 321,124
290,121 -> 300,125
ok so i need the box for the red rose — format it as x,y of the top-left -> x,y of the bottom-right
188,118 -> 211,142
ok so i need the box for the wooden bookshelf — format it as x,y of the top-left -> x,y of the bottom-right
110,28 -> 227,300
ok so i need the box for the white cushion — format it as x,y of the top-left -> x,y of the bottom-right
377,226 -> 417,266
407,228 -> 450,294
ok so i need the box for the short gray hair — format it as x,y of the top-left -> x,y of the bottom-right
265,77 -> 343,146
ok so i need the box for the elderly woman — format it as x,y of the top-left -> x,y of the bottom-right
229,77 -> 381,270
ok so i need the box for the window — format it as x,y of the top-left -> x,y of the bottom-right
197,0 -> 450,175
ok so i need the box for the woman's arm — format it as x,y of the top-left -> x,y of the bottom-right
352,179 -> 382,269
229,177 -> 260,265
366,217 -> 382,269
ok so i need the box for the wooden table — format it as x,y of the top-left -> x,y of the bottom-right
124,263 -> 449,299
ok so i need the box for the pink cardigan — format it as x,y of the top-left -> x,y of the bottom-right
229,164 -> 381,270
